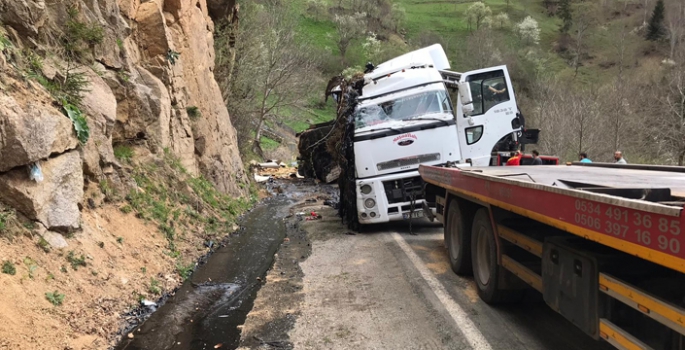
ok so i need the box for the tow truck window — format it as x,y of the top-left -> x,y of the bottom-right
465,70 -> 510,116
354,90 -> 453,130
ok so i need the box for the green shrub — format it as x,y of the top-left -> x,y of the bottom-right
2,261 -> 16,275
66,251 -> 87,270
45,291 -> 65,306
63,102 -> 89,144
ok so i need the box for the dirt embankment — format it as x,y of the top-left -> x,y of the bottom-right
0,205 -> 215,350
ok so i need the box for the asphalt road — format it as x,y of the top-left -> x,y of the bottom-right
240,205 -> 616,350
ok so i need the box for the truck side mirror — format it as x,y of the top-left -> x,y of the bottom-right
458,82 -> 474,116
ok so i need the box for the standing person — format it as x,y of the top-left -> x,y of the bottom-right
506,151 -> 521,166
531,150 -> 543,165
614,151 -> 627,164
579,152 -> 592,163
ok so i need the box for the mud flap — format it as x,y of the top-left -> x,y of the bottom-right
422,201 -> 435,222
542,237 -> 600,339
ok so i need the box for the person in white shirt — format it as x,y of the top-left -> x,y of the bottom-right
614,151 -> 627,164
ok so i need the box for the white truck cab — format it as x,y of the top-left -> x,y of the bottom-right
346,45 -> 524,224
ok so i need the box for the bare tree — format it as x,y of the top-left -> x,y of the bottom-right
571,2 -> 598,78
644,0 -> 654,25
219,1 -> 318,156
333,12 -> 366,65
463,28 -> 501,69
251,6 -> 318,156
656,49 -> 685,164
666,0 -> 685,59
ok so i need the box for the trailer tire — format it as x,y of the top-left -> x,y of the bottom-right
446,199 -> 472,275
471,208 -> 524,304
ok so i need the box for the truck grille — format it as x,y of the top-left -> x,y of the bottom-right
376,153 -> 440,171
383,176 -> 425,204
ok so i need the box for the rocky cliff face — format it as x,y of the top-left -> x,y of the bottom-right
0,0 -> 246,233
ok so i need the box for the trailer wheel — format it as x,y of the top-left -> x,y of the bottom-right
471,208 -> 524,304
446,199 -> 472,275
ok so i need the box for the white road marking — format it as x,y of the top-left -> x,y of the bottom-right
391,231 -> 493,350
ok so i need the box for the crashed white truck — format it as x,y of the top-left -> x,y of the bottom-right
298,44 -> 538,229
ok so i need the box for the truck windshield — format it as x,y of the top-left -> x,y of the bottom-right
355,90 -> 452,130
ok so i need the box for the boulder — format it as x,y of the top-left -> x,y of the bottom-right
0,95 -> 79,172
36,225 -> 69,249
0,150 -> 84,232
0,0 -> 47,36
79,68 -> 118,177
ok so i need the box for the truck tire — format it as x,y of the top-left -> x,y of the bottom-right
471,208 -> 524,304
446,199 -> 472,275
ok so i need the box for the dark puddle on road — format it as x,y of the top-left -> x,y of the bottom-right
116,190 -> 298,350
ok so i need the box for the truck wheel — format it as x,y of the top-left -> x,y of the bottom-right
445,199 -> 472,275
471,208 -> 524,304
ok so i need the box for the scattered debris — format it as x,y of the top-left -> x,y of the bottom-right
254,174 -> 271,183
141,299 -> 156,307
28,162 -> 43,182
252,162 -> 300,181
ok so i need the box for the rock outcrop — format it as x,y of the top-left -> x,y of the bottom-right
0,95 -> 79,172
0,150 -> 83,232
0,0 -> 247,231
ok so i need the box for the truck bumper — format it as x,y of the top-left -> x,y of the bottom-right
356,171 -> 436,225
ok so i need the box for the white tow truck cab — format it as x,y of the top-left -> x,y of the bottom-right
351,44 -> 525,225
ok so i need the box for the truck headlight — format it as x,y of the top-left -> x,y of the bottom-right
360,185 -> 372,194
364,198 -> 376,209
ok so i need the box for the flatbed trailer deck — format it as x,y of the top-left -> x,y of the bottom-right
419,163 -> 685,350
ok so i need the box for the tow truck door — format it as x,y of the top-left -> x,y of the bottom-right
455,66 -> 519,166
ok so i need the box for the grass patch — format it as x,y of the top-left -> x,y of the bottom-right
176,261 -> 195,280
37,237 -> 51,253
114,145 -> 134,162
186,106 -> 201,119
148,277 -> 162,295
99,179 -> 117,200
45,291 -> 65,306
125,151 -> 254,273
260,136 -> 280,151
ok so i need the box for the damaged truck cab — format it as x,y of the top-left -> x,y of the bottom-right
352,44 -> 525,225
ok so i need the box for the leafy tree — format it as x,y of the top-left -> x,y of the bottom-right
516,16 -> 540,45
646,0 -> 666,41
465,3 -> 492,31
559,0 -> 572,34
493,13 -> 511,30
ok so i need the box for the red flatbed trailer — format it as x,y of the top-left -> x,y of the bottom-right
419,162 -> 685,350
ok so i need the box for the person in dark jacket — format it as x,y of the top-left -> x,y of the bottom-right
531,150 -> 543,165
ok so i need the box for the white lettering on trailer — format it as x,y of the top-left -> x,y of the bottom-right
391,232 -> 493,350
